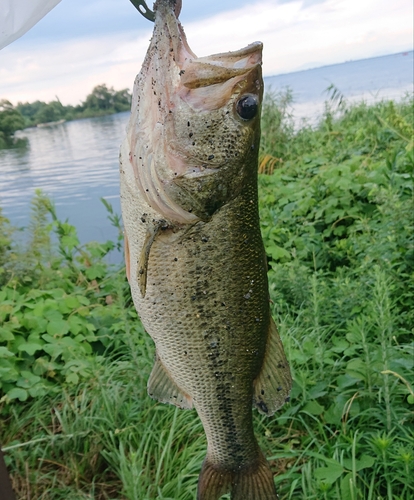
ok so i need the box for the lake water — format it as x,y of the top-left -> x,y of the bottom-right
0,51 -> 412,261
265,51 -> 413,124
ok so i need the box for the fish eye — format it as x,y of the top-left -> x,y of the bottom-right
236,95 -> 259,120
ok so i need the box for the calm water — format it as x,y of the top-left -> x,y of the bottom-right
266,51 -> 413,123
1,113 -> 127,260
0,51 -> 412,260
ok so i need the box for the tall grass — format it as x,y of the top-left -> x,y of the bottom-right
1,93 -> 413,499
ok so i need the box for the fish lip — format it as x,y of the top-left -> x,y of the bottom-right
153,0 -> 196,64
153,1 -> 262,85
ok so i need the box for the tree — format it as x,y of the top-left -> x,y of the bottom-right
82,84 -> 131,113
33,100 -> 65,124
83,84 -> 114,112
0,100 -> 25,148
113,88 -> 132,112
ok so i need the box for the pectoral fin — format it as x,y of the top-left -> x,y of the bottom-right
138,220 -> 167,298
253,316 -> 292,416
147,354 -> 193,409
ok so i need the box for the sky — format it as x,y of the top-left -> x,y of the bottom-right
0,0 -> 412,106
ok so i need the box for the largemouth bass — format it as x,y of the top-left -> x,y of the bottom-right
120,1 -> 292,498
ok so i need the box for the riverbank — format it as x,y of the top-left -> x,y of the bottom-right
0,84 -> 131,148
1,95 -> 413,499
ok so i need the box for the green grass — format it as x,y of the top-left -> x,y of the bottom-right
1,92 -> 413,499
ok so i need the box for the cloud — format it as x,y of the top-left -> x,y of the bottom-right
0,0 -> 412,105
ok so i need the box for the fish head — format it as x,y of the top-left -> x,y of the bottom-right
124,0 -> 263,223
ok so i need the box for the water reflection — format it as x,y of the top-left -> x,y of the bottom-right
0,112 -> 128,262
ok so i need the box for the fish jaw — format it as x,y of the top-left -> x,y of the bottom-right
121,0 -> 264,224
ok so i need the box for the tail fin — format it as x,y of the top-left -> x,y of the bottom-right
197,452 -> 278,500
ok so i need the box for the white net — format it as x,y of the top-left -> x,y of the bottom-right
0,0 -> 61,50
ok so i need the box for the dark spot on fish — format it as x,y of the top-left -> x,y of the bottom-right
201,236 -> 209,242
258,401 -> 268,413
192,142 -> 195,146
208,154 -> 214,160
261,389 -> 265,395
191,295 -> 196,301
187,121 -> 190,127
285,396 -> 291,402
179,69 -> 185,75
221,302 -> 226,307
189,132 -> 193,137
138,268 -> 144,275
184,351 -> 187,355
277,386 -> 282,392
174,257 -> 178,261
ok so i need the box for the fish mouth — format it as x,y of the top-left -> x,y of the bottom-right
124,0 -> 263,225
153,0 -> 263,110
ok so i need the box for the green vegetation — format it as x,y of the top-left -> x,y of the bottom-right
0,100 -> 26,148
0,93 -> 413,499
0,84 -> 131,148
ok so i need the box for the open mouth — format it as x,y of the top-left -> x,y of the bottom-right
153,0 -> 263,90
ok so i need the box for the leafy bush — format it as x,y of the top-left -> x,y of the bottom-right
258,93 -> 414,499
0,193 -> 130,403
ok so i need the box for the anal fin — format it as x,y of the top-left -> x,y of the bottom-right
147,354 -> 193,409
253,316 -> 292,416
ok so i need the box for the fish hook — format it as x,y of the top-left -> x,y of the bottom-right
129,0 -> 155,22
130,1 -> 182,21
